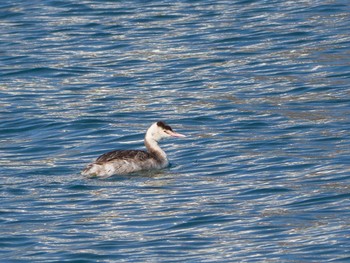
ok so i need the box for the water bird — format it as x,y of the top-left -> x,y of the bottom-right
82,121 -> 185,177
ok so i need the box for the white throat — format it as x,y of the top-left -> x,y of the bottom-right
144,130 -> 168,163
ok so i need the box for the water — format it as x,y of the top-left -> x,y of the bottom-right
1,0 -> 350,262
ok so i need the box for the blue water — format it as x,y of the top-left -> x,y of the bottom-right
1,0 -> 350,262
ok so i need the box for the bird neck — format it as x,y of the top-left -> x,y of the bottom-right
144,136 -> 167,164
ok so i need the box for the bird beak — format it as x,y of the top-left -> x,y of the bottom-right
167,130 -> 186,138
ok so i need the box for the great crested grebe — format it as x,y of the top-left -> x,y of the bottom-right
82,121 -> 185,177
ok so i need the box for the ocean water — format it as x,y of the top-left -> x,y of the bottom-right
1,0 -> 350,262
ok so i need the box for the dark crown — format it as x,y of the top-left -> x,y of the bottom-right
157,121 -> 173,131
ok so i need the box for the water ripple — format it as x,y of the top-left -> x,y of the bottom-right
1,0 -> 350,262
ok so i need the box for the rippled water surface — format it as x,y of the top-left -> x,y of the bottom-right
1,0 -> 350,262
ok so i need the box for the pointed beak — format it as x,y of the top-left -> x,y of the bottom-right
167,130 -> 186,138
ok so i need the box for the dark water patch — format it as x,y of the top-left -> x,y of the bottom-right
286,193 -> 350,209
239,187 -> 292,196
170,215 -> 231,230
65,183 -> 98,191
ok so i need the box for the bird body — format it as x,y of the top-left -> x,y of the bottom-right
82,122 -> 185,177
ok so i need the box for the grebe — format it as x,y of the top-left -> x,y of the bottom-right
82,121 -> 185,177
